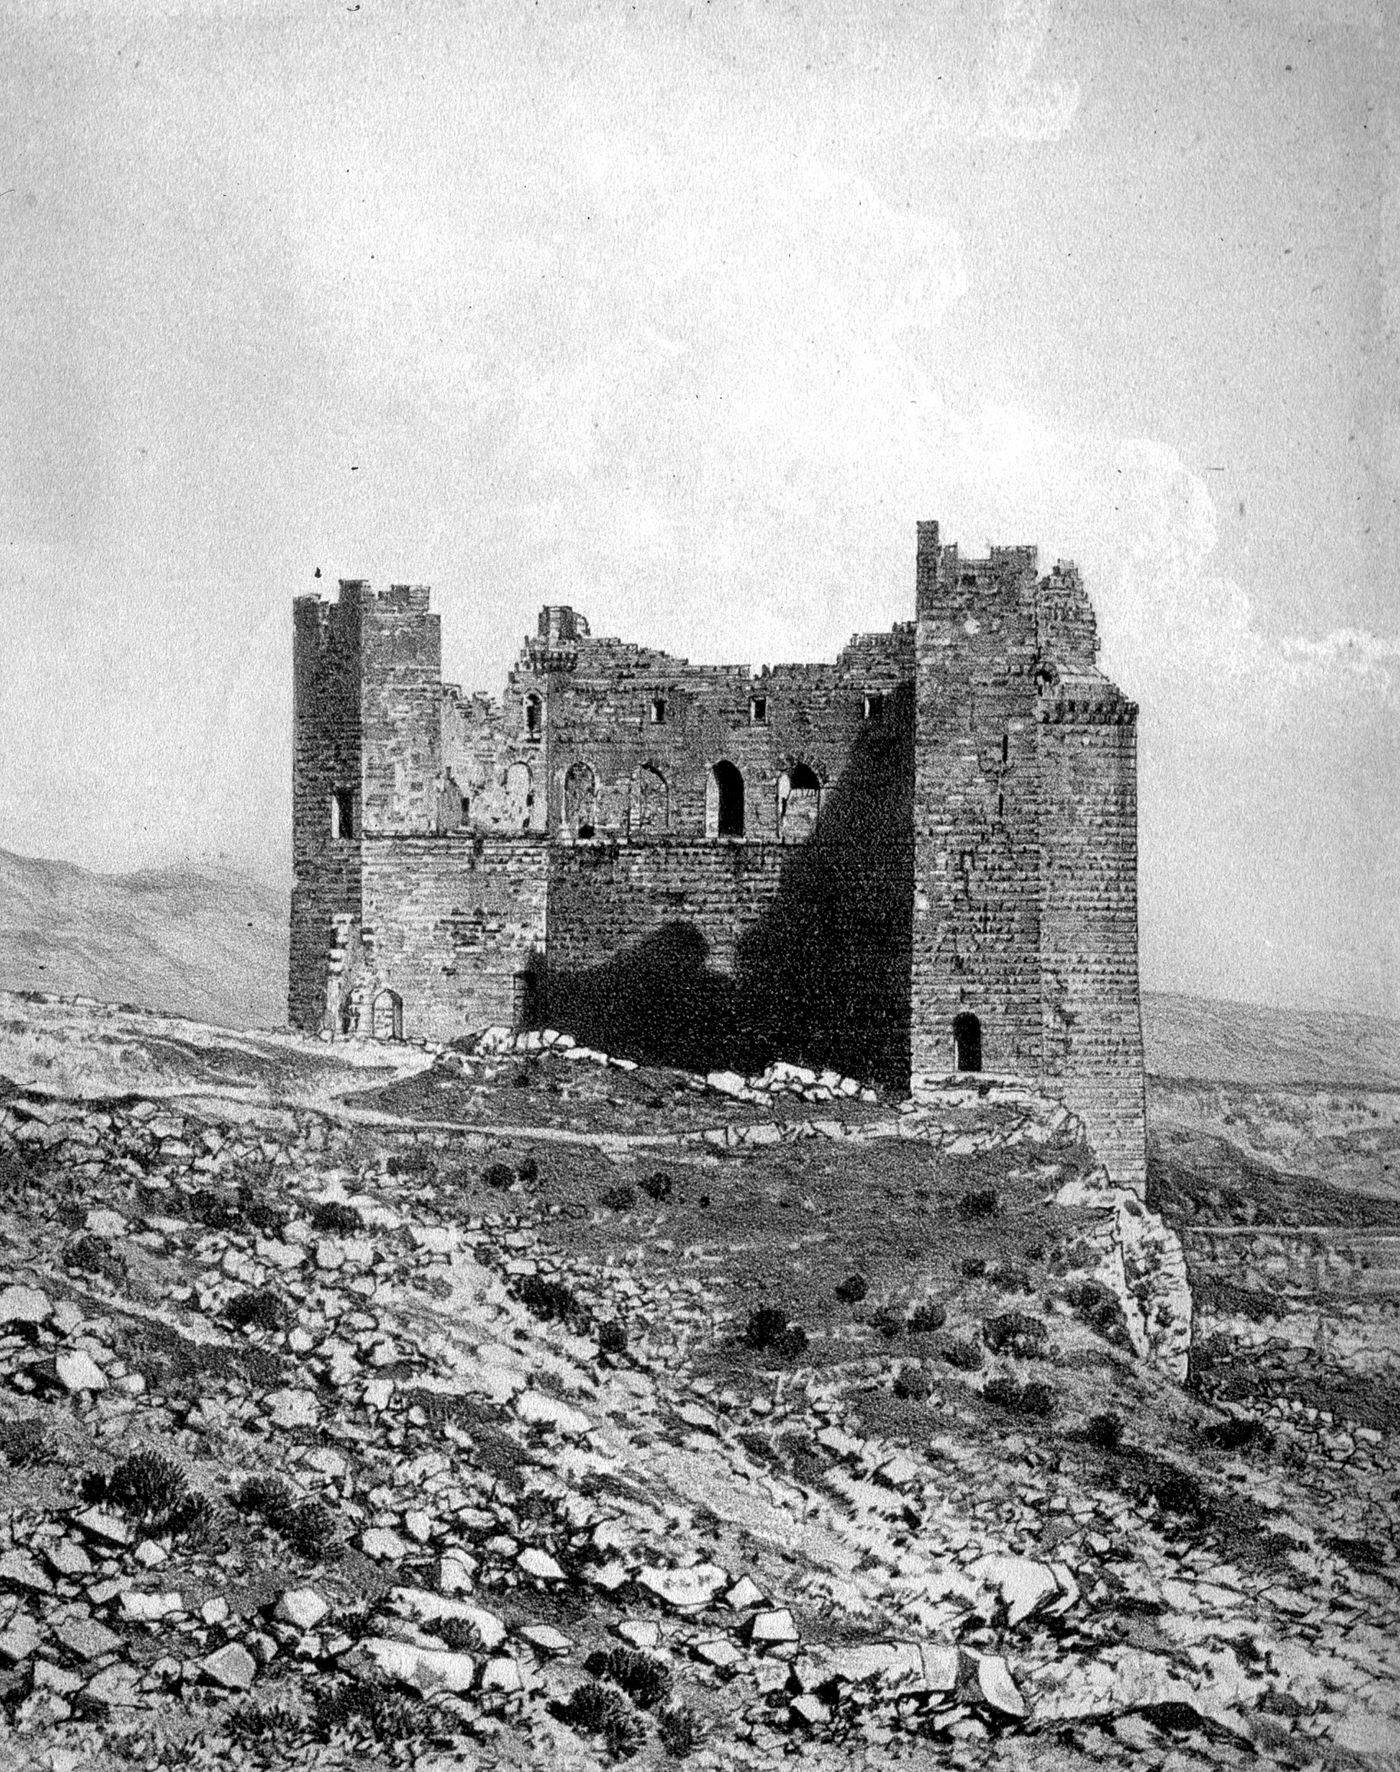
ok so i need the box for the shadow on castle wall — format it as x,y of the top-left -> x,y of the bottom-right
544,685 -> 916,1091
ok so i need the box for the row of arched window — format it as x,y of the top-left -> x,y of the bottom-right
328,758 -> 827,842
561,759 -> 822,840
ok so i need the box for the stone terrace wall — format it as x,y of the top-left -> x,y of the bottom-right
359,836 -> 550,1042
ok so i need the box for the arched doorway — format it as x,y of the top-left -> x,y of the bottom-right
778,762 -> 821,842
563,762 -> 598,838
372,989 -> 404,1042
707,760 -> 745,838
953,1012 -> 982,1073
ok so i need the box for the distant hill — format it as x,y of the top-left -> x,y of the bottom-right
0,848 -> 287,1030
1141,988 -> 1400,1089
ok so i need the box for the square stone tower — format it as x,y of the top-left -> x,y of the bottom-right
910,521 -> 1146,1186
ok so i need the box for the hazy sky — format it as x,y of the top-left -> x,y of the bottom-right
2,0 -> 1396,1014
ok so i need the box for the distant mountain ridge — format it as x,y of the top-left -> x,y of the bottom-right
0,847 -> 288,1030
2,846 -> 1397,1085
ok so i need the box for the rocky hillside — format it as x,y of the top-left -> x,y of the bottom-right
0,850 -> 287,1033
0,998 -> 1394,1770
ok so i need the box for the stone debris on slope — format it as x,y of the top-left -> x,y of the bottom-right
0,1072 -> 1393,1772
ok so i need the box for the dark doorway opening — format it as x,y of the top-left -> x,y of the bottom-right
711,760 -> 745,838
953,1012 -> 982,1073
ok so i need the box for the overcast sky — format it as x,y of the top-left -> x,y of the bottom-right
2,0 -> 1396,1015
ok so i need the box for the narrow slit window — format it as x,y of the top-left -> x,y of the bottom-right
650,696 -> 666,725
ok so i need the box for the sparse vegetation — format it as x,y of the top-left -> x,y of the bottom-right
957,1187 -> 1000,1220
835,1273 -> 868,1304
183,1187 -> 242,1231
1086,1411 -> 1125,1452
235,1475 -> 337,1558
907,1300 -> 947,1334
934,1333 -> 985,1371
309,1199 -> 364,1234
984,1374 -> 1056,1417
436,1614 -> 486,1654
561,1681 -> 647,1759
223,1287 -> 286,1332
105,1449 -> 189,1524
597,1320 -> 628,1357
640,1170 -> 673,1203
0,1416 -> 53,1467
658,1702 -> 704,1758
1201,1415 -> 1273,1454
742,1306 -> 808,1362
313,1677 -> 428,1746
512,1273 -> 585,1326
1066,1278 -> 1131,1345
981,1310 -> 1049,1359
599,1182 -> 638,1211
99,1449 -> 214,1540
584,1646 -> 674,1709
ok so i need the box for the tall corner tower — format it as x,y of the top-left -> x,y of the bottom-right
288,580 -> 442,1033
908,521 -> 1146,1188
910,521 -> 1046,1081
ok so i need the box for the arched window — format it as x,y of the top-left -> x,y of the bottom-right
372,989 -> 404,1042
330,788 -> 355,840
632,763 -> 670,835
953,1012 -> 982,1073
778,762 -> 821,842
707,760 -> 745,838
563,762 -> 598,838
523,692 -> 543,739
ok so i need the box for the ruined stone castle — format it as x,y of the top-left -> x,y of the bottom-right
290,520 -> 1146,1183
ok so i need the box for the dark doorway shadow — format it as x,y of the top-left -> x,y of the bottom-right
544,920 -> 739,1074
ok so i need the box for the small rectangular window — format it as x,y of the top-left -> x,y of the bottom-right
863,691 -> 884,721
749,695 -> 768,726
650,697 -> 666,725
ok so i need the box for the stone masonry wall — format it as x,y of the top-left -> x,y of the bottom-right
289,590 -> 365,1032
910,525 -> 1046,1082
545,819 -> 915,1088
358,836 -> 550,1043
1038,709 -> 1147,1189
359,584 -> 442,836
